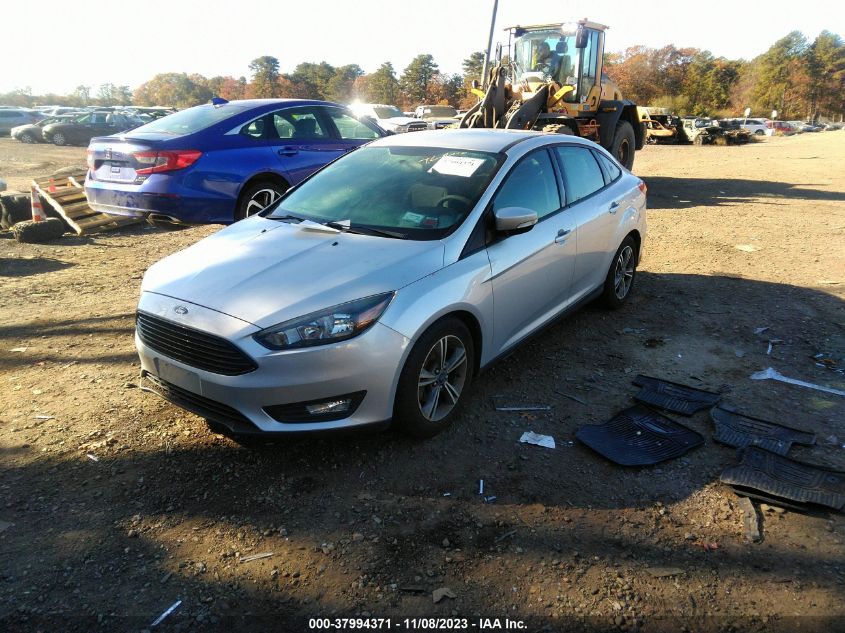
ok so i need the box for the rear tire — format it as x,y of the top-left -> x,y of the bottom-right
19,132 -> 35,143
610,121 -> 635,170
235,180 -> 288,221
52,132 -> 67,146
394,317 -> 475,438
601,235 -> 639,309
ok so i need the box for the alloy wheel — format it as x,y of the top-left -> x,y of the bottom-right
244,188 -> 281,217
53,133 -> 66,145
614,245 -> 635,299
417,335 -> 468,422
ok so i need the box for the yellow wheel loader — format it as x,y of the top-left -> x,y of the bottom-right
460,19 -> 645,170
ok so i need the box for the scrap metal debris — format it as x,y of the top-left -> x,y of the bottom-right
150,599 -> 182,627
432,587 -> 457,603
750,367 -> 845,397
646,567 -> 685,578
239,552 -> 274,563
737,496 -> 762,542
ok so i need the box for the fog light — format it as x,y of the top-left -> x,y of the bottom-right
306,398 -> 352,416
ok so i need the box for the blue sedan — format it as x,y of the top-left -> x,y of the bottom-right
84,99 -> 387,224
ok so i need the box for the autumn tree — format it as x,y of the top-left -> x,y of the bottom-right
133,73 -> 211,108
365,62 -> 400,104
400,54 -> 438,105
248,56 -> 281,98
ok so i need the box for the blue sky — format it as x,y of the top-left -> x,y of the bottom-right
3,0 -> 843,94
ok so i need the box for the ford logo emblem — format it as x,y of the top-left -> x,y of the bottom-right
173,306 -> 188,315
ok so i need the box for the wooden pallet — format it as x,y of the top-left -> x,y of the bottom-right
31,172 -> 141,235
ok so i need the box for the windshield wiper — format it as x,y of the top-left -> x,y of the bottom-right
268,213 -> 306,222
329,222 -> 406,239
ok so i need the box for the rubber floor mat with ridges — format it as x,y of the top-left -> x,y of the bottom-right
711,406 -> 816,456
632,375 -> 721,416
576,404 -> 705,466
720,446 -> 845,511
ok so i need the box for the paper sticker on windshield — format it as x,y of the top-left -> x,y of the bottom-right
429,156 -> 485,177
401,211 -> 425,225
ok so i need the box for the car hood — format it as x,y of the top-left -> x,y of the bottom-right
142,216 -> 445,329
382,116 -> 422,126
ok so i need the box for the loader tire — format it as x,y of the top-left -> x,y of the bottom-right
610,121 -> 635,170
12,218 -> 66,243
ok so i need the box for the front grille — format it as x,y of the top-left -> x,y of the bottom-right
407,123 -> 427,132
136,311 -> 257,375
142,372 -> 257,432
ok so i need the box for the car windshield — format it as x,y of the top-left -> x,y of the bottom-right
270,146 -> 502,240
374,106 -> 404,119
421,106 -> 457,118
128,104 -> 239,136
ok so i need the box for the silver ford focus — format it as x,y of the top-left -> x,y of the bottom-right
137,129 -> 646,438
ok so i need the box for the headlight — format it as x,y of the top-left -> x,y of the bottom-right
253,292 -> 394,351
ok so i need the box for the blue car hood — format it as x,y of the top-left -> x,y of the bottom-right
141,216 -> 445,329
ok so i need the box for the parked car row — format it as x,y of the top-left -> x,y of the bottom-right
11,110 -> 146,145
350,102 -> 461,133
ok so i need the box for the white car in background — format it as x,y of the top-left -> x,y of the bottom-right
738,118 -> 768,136
350,103 -> 427,134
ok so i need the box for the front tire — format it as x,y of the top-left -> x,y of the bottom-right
394,317 -> 475,438
601,235 -> 639,309
610,121 -> 635,170
235,181 -> 288,221
52,132 -> 67,146
19,132 -> 35,143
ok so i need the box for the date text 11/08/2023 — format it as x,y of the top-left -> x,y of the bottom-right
308,618 -> 527,630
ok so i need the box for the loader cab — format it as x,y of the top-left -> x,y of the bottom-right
510,21 -> 606,109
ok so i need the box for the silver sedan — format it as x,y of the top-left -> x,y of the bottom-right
137,129 -> 647,438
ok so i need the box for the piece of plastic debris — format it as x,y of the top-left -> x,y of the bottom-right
737,496 -> 762,543
483,496 -> 497,503
519,431 -> 556,449
150,599 -> 182,627
751,367 -> 845,397
494,529 -> 517,543
478,480 -> 484,495
754,327 -> 769,335
34,414 -> 54,420
495,405 -> 552,411
554,390 -> 587,404
239,552 -> 274,563
432,587 -> 457,603
735,244 -> 759,252
646,567 -> 685,578
10,347 -> 27,353
86,453 -> 99,462
442,492 -> 451,497
767,342 -> 773,355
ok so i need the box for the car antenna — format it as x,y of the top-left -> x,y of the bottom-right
211,96 -> 229,108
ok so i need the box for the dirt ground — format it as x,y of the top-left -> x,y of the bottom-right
1,132 -> 843,633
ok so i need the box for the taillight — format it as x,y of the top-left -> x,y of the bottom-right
86,149 -> 95,170
133,150 -> 202,174
638,180 -> 647,195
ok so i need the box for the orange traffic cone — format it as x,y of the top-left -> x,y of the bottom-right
30,186 -> 47,222
48,177 -> 57,193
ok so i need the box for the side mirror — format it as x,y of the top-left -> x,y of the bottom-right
575,24 -> 589,49
494,206 -> 538,233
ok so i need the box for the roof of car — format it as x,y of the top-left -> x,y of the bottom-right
206,98 -> 342,110
368,128 -> 587,154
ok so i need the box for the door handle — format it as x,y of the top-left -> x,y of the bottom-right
278,147 -> 299,156
554,228 -> 571,244
609,201 -> 620,214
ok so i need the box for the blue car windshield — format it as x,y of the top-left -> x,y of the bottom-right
270,146 -> 502,240
129,104 -> 240,136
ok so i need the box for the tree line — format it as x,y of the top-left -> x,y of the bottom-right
2,30 -> 842,120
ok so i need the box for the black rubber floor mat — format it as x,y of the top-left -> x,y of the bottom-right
711,406 -> 816,455
576,405 -> 704,466
727,486 -> 808,513
632,375 -> 721,415
720,446 -> 845,512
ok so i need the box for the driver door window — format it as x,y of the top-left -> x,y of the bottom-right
492,150 -> 561,220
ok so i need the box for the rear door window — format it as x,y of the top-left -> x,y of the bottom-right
593,151 -> 622,184
553,146 -> 606,204
272,108 -> 328,140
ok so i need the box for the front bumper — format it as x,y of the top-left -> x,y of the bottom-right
136,292 -> 411,434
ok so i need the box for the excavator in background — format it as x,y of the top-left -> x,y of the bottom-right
460,19 -> 645,170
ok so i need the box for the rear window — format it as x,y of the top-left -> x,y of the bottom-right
129,104 -> 241,136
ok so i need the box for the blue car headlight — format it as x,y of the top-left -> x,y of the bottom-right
253,292 -> 394,351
